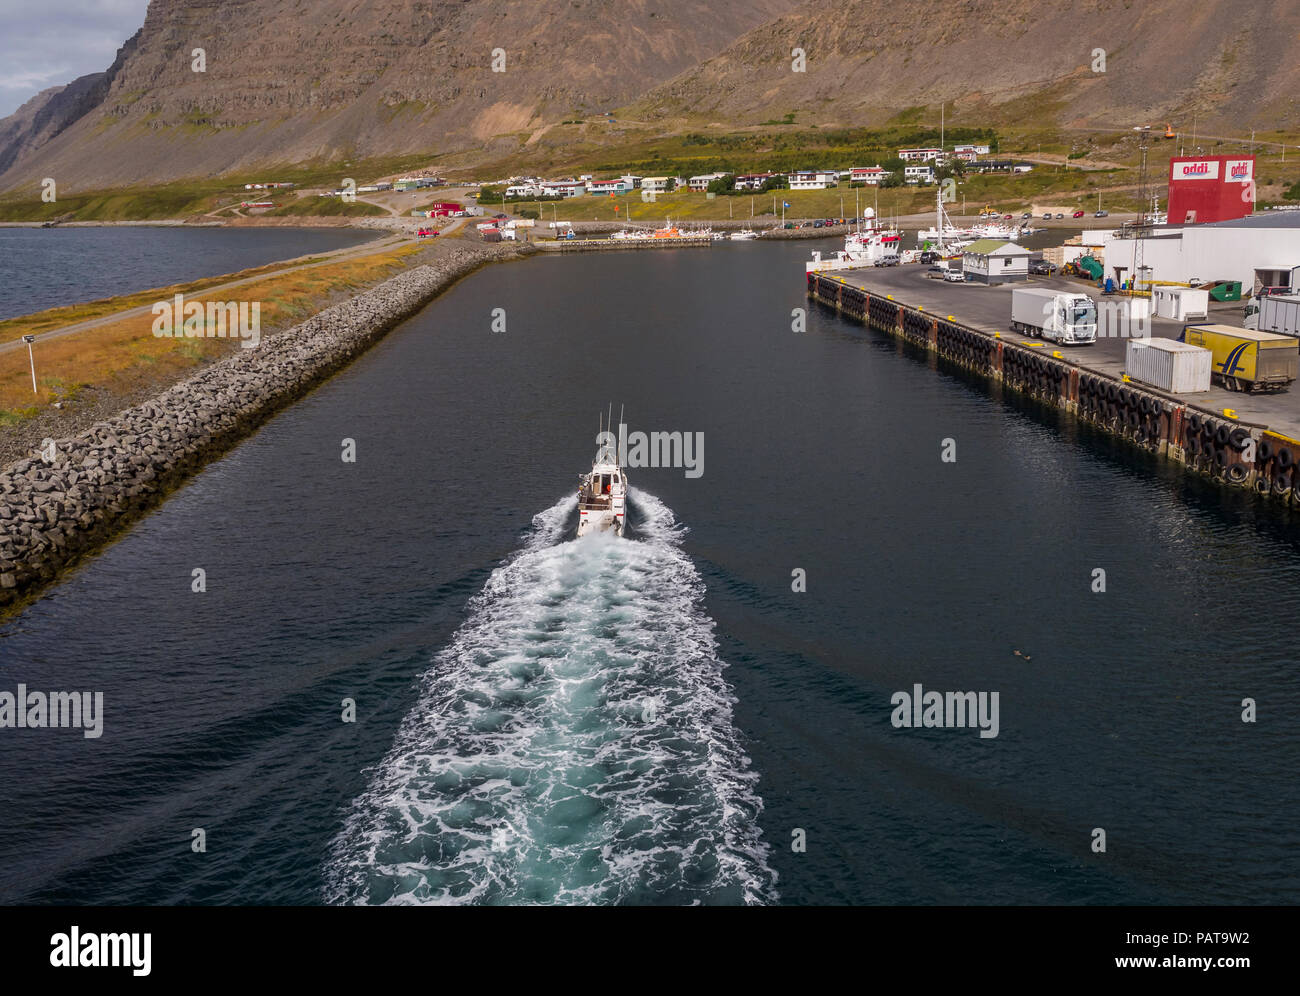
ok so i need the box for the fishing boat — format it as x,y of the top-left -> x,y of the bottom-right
577,410 -> 628,538
805,208 -> 900,271
730,228 -> 759,241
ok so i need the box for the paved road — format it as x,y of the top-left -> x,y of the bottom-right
831,263 -> 1300,438
0,231 -> 417,357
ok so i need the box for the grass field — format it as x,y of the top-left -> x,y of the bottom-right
0,242 -> 422,423
265,197 -> 386,217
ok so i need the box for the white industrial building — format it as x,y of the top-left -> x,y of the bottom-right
1102,213 -> 1300,296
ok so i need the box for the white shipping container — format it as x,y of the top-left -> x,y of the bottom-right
1126,337 -> 1212,393
1152,287 -> 1209,321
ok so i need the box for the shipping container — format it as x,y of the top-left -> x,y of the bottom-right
1125,337 -> 1211,393
1152,287 -> 1209,321
1180,323 -> 1298,392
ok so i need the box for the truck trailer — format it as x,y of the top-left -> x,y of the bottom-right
1179,323 -> 1298,392
1244,293 -> 1300,337
1010,287 -> 1097,344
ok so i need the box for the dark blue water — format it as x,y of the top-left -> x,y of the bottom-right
0,226 -> 381,319
0,239 -> 1296,905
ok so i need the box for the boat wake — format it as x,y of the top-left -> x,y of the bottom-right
325,490 -> 776,905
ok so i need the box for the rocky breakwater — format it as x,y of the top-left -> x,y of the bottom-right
0,241 -> 531,611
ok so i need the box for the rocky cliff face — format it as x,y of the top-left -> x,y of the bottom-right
1,0 -> 1296,193
0,0 -> 798,191
637,0 -> 1300,130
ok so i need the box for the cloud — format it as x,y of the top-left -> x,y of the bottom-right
0,0 -> 150,118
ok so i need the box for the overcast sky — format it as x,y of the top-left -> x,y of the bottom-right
0,0 -> 151,118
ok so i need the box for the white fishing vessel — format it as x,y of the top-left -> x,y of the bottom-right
729,228 -> 759,240
805,208 -> 900,271
577,410 -> 628,538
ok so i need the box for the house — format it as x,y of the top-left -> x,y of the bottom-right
734,172 -> 778,191
961,239 -> 1031,284
787,170 -> 839,190
540,180 -> 587,198
953,144 -> 990,156
951,149 -> 979,163
505,184 -> 543,198
641,176 -> 675,193
850,166 -> 885,185
586,178 -> 629,196
899,148 -> 944,162
620,175 -> 642,189
971,160 -> 1034,175
688,172 -> 729,192
904,164 -> 935,184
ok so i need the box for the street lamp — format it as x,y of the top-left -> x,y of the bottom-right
21,334 -> 36,394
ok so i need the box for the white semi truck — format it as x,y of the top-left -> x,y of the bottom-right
1244,293 -> 1300,337
1010,287 -> 1098,344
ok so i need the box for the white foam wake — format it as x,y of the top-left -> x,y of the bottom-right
325,489 -> 777,905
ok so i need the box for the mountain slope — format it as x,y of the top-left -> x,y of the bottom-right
0,0 -> 799,192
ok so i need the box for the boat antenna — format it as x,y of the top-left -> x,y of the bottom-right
617,403 -> 624,468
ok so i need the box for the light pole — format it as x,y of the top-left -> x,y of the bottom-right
22,334 -> 36,394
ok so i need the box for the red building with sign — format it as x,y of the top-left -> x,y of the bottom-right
1167,155 -> 1255,225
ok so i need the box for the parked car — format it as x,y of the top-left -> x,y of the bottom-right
942,268 -> 966,282
1055,213 -> 1065,219
926,266 -> 947,279
876,254 -> 901,267
1029,260 -> 1056,275
1042,213 -> 1053,220
784,222 -> 795,229
813,220 -> 825,228
920,250 -> 940,264
493,213 -> 508,219
1003,214 -> 1014,220
1022,212 -> 1032,219
1072,210 -> 1085,218
1095,210 -> 1109,217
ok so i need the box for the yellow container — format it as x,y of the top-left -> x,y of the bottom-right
1180,324 -> 1297,392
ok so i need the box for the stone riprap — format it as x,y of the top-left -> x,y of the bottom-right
0,241 -> 528,609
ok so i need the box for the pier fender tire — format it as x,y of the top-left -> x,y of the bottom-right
1188,413 -> 1202,434
1229,427 -> 1250,451
1127,410 -> 1140,428
1215,424 -> 1231,447
1226,463 -> 1249,485
1107,383 -> 1119,402
1256,476 -> 1272,495
1278,447 -> 1294,470
1258,438 -> 1274,463
1186,437 -> 1200,456
1213,448 -> 1229,469
1272,473 -> 1292,496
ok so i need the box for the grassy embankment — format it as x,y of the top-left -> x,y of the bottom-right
0,241 -> 423,425
0,152 -> 435,222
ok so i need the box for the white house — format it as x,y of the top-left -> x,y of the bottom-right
850,166 -> 885,185
954,144 -> 990,156
540,180 -> 587,198
641,176 -> 675,193
586,178 -> 628,196
734,172 -> 777,191
904,164 -> 935,184
899,147 -> 943,162
505,184 -> 543,198
787,170 -> 839,190
962,239 -> 1031,284
688,172 -> 729,192
620,175 -> 642,189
